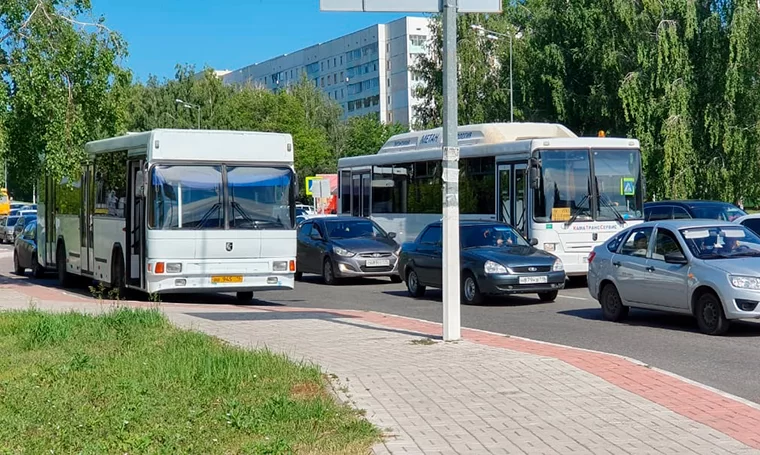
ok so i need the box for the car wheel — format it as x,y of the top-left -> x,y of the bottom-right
236,291 -> 254,302
537,290 -> 559,302
390,274 -> 403,284
406,269 -> 426,297
461,272 -> 483,305
322,258 -> 337,285
31,253 -> 45,279
600,284 -> 629,322
695,292 -> 730,335
13,251 -> 24,275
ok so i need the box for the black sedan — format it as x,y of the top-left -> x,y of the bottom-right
13,219 -> 45,278
296,215 -> 402,284
398,221 -> 566,304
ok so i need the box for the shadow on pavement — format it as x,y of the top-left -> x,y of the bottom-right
559,307 -> 760,337
186,309 -> 439,339
381,289 -> 550,307
298,274 -> 401,287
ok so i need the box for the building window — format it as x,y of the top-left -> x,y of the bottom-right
341,89 -> 344,98
410,35 -> 426,47
334,90 -> 338,99
387,77 -> 391,88
340,56 -> 343,65
386,43 -> 390,53
321,77 -> 324,87
334,57 -> 337,67
387,95 -> 391,106
386,60 -> 391,70
387,112 -> 392,123
321,62 -> 324,71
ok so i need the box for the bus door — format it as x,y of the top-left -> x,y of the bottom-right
350,169 -> 371,217
126,160 -> 146,289
80,163 -> 96,274
497,162 -> 528,238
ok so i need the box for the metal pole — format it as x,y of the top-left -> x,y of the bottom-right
442,0 -> 461,341
196,106 -> 201,129
509,32 -> 513,123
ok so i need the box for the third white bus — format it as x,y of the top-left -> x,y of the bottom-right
336,122 -> 645,276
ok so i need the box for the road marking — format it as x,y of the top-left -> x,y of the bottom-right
561,295 -> 591,301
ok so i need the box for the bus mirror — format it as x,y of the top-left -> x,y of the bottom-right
135,171 -> 146,198
529,166 -> 540,189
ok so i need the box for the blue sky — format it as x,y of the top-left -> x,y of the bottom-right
93,0 -> 424,82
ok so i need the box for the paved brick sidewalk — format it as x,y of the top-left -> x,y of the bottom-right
1,280 -> 760,454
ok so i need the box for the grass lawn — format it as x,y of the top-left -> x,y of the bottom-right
0,308 -> 379,454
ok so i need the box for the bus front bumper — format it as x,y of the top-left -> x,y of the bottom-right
145,259 -> 296,294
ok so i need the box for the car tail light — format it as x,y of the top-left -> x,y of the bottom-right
587,252 -> 596,263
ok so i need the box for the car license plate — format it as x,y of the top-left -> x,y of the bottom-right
519,276 -> 548,284
211,275 -> 243,284
366,259 -> 390,267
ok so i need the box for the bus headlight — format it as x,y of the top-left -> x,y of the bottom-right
553,259 -> 564,272
166,263 -> 182,273
273,261 -> 288,272
484,260 -> 507,274
544,243 -> 557,252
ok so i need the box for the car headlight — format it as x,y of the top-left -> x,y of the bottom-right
553,259 -> 564,271
484,260 -> 507,274
334,247 -> 355,257
730,275 -> 760,290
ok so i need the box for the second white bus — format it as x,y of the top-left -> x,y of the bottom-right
337,123 -> 645,276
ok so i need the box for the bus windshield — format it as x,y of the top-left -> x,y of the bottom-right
150,164 -> 294,230
533,148 -> 643,223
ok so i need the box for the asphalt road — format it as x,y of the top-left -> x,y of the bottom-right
2,242 -> 759,404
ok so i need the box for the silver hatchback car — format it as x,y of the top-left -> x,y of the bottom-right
588,219 -> 760,335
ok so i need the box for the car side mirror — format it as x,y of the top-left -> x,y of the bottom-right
664,251 -> 688,265
530,238 -> 538,246
388,232 -> 397,239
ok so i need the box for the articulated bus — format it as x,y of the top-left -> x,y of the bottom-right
336,123 -> 645,276
38,129 -> 297,300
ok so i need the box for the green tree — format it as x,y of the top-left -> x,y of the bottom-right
343,114 -> 407,157
2,0 -> 129,193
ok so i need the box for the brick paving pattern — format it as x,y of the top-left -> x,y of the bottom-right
0,277 -> 759,454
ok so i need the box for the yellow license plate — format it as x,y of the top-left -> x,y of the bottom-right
211,275 -> 243,284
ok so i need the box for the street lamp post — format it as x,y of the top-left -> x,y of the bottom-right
471,24 -> 522,123
175,99 -> 201,129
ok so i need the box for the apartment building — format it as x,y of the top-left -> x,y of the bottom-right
221,16 -> 431,127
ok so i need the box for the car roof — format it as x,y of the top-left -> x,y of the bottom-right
636,219 -> 739,229
306,215 -> 364,221
425,220 -> 509,227
645,200 -> 734,207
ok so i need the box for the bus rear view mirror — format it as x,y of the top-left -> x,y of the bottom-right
135,170 -> 147,199
529,166 -> 540,189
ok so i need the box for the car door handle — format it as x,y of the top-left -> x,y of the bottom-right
646,266 -> 655,272
612,261 -> 621,267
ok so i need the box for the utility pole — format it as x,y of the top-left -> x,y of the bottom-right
320,0 -> 501,342
441,0 -> 461,341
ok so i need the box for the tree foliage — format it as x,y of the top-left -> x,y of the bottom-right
1,0 -> 129,199
125,67 -> 408,196
414,0 -> 760,202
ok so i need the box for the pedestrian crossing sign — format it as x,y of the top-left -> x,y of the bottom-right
621,177 -> 635,196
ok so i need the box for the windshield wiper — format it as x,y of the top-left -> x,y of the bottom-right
195,202 -> 222,229
596,184 -> 626,225
564,193 -> 591,227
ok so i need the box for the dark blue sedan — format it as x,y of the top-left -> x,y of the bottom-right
398,221 -> 566,304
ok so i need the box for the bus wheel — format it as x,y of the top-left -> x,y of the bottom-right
57,246 -> 73,288
236,291 -> 254,302
111,249 -> 126,299
13,251 -> 24,275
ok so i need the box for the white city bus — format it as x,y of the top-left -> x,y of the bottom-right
37,129 -> 297,300
337,123 -> 644,276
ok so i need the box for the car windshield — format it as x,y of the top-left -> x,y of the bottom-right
5,217 -> 18,227
324,220 -> 386,239
689,204 -> 746,221
461,224 -> 530,249
680,226 -> 760,259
